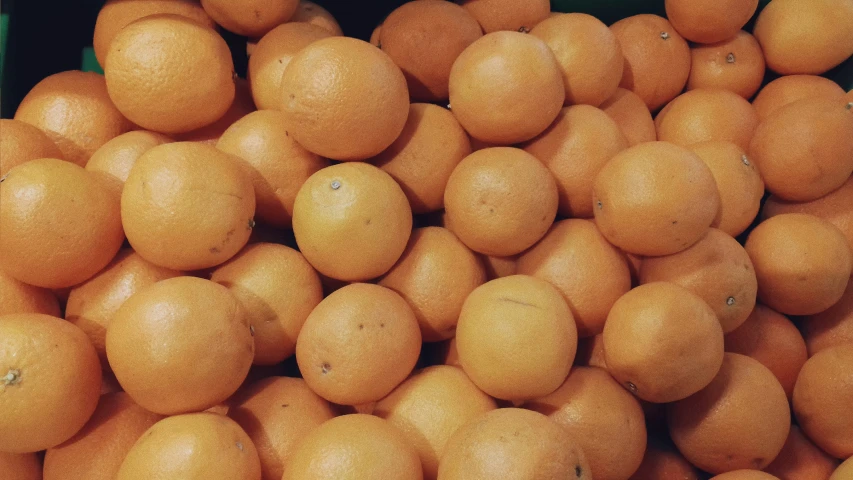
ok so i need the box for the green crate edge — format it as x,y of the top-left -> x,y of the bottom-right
1,14 -> 9,81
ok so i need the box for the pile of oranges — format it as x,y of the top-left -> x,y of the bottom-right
2,0 -> 853,478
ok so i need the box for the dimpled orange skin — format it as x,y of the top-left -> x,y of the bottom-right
0,119 -> 64,176
85,130 -> 172,183
14,71 -> 132,166
65,250 -> 183,369
710,472 -> 780,480
628,441 -> 701,480
592,141 -> 721,257
116,413 -> 261,480
0,269 -> 60,317
104,14 -> 236,134
42,392 -> 165,480
172,77 -> 256,145
247,22 -> 332,110
599,88 -> 657,146
448,31 -> 565,145
763,425 -> 840,480
655,89 -> 759,151
803,280 -> 853,356
750,97 -> 853,202
121,142 -> 255,271
603,282 -> 725,403
687,32 -> 766,100
379,0 -> 483,102
610,15 -> 691,112
105,277 -> 254,415
201,0 -> 298,37
517,219 -> 632,338
0,313 -> 102,453
0,452 -> 42,480
296,283 -> 422,405
0,159 -> 125,289
793,344 -> 853,458
455,275 -> 578,401
460,0 -> 549,33
292,162 -> 412,282
752,75 -> 847,120
745,213 -> 853,316
216,110 -> 329,228
379,227 -> 486,342
280,37 -> 409,161
665,0 -> 758,44
443,147 -> 558,257
228,377 -> 335,480
290,1 -> 342,35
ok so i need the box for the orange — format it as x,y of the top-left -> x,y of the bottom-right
295,283 -> 421,405
116,413 -> 261,480
752,74 -> 847,120
724,304 -> 808,398
292,162 -> 412,281
443,147 -> 558,256
247,22 -> 332,110
173,77 -> 256,145
603,282 -> 724,403
525,367 -> 647,480
656,89 -> 759,150
0,313 -> 101,453
374,365 -> 498,480
85,130 -> 171,183
831,457 -> 853,480
43,392 -> 164,480
290,1 -> 342,35
481,254 -> 517,280
523,105 -> 629,218
104,14 -> 235,134
0,268 -> 60,317
0,118 -> 63,176
448,31 -> 565,144
764,425 -> 840,480
710,473 -> 780,480
687,141 -> 764,237
121,142 -> 255,271
216,110 -> 328,228
379,227 -> 486,342
803,280 -> 853,356
438,408 -> 592,480
639,229 -> 758,333
687,31 -> 766,100
668,353 -> 790,473
599,88 -> 657,146
211,243 -> 322,366
793,344 -> 853,458
455,275 -> 577,401
460,0 -> 550,33
0,452 -> 42,480
280,37 -> 409,161
0,158 -> 124,289
65,249 -> 182,369
201,0 -> 297,36
14,70 -> 132,166
379,0 -> 482,102
517,219 -> 632,338
749,97 -> 853,201
373,103 -> 472,214
665,0 -> 758,44
753,0 -> 853,75
745,213 -> 852,315
610,15 -> 691,111
592,141 -> 721,256
628,439 -> 700,480
370,24 -> 382,46
441,336 -> 460,367
228,377 -> 335,480
530,13 -> 624,106
93,0 -> 216,66
106,277 -> 254,415
283,414 -> 422,480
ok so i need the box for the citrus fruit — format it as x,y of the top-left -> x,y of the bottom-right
0,268 -> 60,317
831,457 -> 853,480
752,74 -> 847,120
201,0 -> 298,37
173,77 -> 256,145
655,88 -> 759,150
802,280 -> 853,356
460,0 -> 550,33
628,439 -> 700,480
599,87 -> 657,146
0,118 -> 63,176
687,31 -> 766,100
665,0 -> 758,44
85,130 -> 171,183
764,425 -> 840,480
710,472 -> 780,480
0,452 -> 42,480
290,1 -> 342,35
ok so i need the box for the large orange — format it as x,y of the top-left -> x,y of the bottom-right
448,31 -> 565,144
599,88 -> 657,146
290,1 -> 342,36
292,162 -> 412,281
0,452 -> 42,480
200,0 -> 297,37
665,0 -> 758,44
687,31 -> 766,100
656,89 -> 759,150
106,277 -> 254,415
752,74 -> 847,120
85,130 -> 171,183
610,15 -> 691,111
764,425 -> 840,480
0,313 -> 101,453
14,70 -> 132,166
803,280 -> 853,356
460,0 -> 550,33
104,14 -> 235,134
0,268 -> 60,317
121,142 -> 255,270
0,158 -> 124,289
280,37 -> 409,161
0,118 -> 63,176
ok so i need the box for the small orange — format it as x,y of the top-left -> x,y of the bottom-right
710,472 -> 780,480
752,74 -> 847,120
173,77 -> 256,145
803,280 -> 853,356
480,254 -> 517,280
599,87 -> 657,146
106,277 -> 254,415
764,425 -> 840,480
201,0 -> 297,37
370,24 -> 382,46
0,452 -> 42,480
0,118 -> 63,176
85,130 -> 171,183
448,31 -> 565,144
460,0 -> 550,33
0,313 -> 102,453
290,1 -> 342,35
665,0 -> 758,44
0,268 -> 60,317
656,89 -> 759,150
628,439 -> 700,480
216,110 -> 328,228
280,37 -> 409,161
687,31 -> 766,100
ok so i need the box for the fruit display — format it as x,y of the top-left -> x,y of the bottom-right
1,0 -> 853,479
